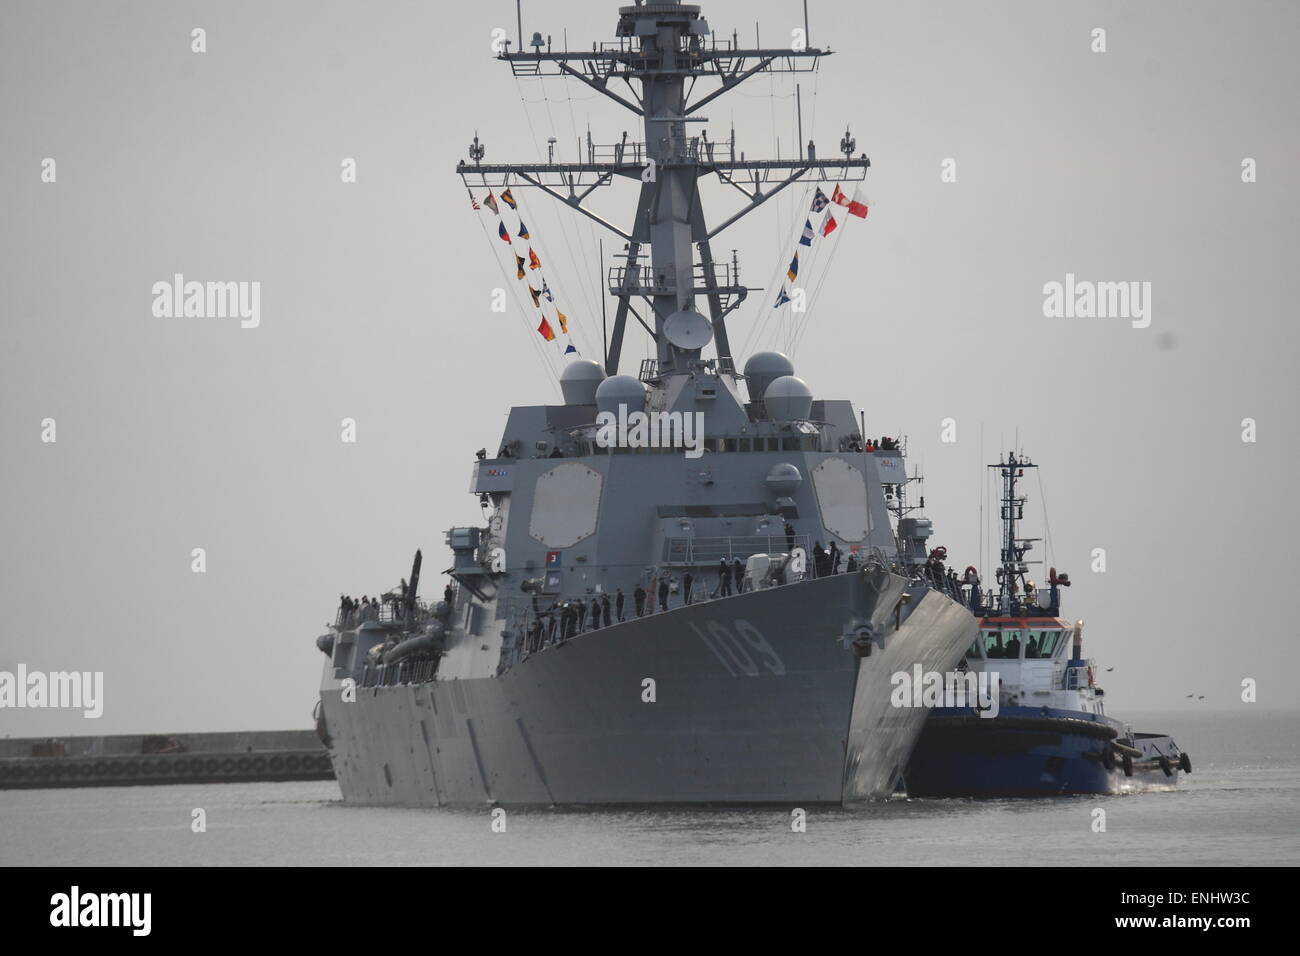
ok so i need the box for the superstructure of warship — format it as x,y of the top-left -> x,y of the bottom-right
313,0 -> 978,806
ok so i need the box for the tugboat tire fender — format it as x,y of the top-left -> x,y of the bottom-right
1159,755 -> 1173,777
1179,752 -> 1192,774
1101,746 -> 1115,770
1122,753 -> 1134,777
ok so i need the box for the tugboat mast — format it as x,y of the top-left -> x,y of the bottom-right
456,0 -> 871,377
992,451 -> 1039,615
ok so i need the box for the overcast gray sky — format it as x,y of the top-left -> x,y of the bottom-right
2,0 -> 1297,737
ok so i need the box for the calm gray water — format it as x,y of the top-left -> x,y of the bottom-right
3,711 -> 1297,866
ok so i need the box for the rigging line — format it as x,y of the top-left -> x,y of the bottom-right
787,228 -> 834,354
979,422 -> 985,584
469,187 -> 562,390
787,70 -> 836,355
768,181 -> 818,356
767,66 -> 787,324
536,73 -> 600,354
516,91 -> 602,104
790,203 -> 852,356
786,184 -> 839,350
473,174 -> 564,384
566,103 -> 606,357
1035,466 -> 1056,573
513,225 -> 591,363
513,74 -> 599,359
739,180 -> 815,360
557,78 -> 607,360
737,181 -> 802,358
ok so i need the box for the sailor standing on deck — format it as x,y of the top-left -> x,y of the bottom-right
601,592 -> 612,627
616,587 -> 625,622
718,558 -> 732,596
733,557 -> 745,593
683,571 -> 694,606
633,584 -> 646,618
590,596 -> 602,630
658,576 -> 670,613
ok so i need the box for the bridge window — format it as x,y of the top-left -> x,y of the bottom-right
985,629 -> 1028,658
1028,629 -> 1062,659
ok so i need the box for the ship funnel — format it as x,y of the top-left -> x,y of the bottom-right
595,374 -> 647,417
560,359 -> 606,406
743,351 -> 794,404
764,375 -> 813,422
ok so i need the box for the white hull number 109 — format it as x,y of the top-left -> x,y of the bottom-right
689,619 -> 786,677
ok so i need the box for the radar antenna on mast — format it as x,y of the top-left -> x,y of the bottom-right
456,1 -> 871,377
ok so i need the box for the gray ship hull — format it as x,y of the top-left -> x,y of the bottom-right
319,570 -> 976,806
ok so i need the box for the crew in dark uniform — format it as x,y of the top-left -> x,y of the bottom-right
616,587 -> 626,622
718,558 -> 732,596
575,599 -> 587,631
590,596 -> 602,630
733,557 -> 745,593
658,577 -> 669,612
601,593 -> 612,627
683,571 -> 694,605
634,584 -> 646,617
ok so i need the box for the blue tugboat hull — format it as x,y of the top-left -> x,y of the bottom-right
905,706 -> 1182,797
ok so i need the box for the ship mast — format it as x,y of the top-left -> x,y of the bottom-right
991,452 -> 1039,615
457,0 -> 870,377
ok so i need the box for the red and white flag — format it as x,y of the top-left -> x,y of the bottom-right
831,184 -> 851,207
820,209 -> 838,236
846,187 -> 869,218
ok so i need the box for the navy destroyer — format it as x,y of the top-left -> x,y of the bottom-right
905,452 -> 1192,797
314,1 -> 977,806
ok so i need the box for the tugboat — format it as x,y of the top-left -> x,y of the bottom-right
904,452 -> 1192,797
312,1 -> 979,807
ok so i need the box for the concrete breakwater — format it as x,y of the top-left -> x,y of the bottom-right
0,730 -> 333,789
